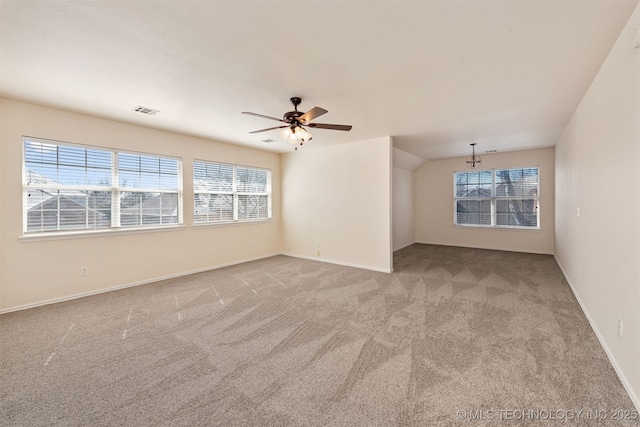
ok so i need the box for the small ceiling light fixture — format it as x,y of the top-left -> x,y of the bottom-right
466,143 -> 482,168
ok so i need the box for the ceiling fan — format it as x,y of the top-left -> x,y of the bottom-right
242,97 -> 352,149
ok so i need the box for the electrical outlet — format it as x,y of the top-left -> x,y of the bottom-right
80,267 -> 88,276
571,259 -> 574,269
316,250 -> 320,256
618,317 -> 623,338
249,240 -> 254,248
576,207 -> 580,217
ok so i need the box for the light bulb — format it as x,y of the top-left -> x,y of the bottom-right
295,127 -> 311,142
280,127 -> 298,145
279,127 -> 291,140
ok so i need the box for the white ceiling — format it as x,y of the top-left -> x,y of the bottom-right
1,1 -> 637,160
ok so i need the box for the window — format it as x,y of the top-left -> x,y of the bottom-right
117,153 -> 181,227
194,160 -> 271,223
23,137 -> 182,234
454,167 -> 539,229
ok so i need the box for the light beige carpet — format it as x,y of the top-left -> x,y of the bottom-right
1,244 -> 637,426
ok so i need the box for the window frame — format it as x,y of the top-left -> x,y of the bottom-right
22,136 -> 183,236
453,167 -> 540,230
193,159 -> 272,225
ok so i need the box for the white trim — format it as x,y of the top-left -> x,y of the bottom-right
0,252 -> 392,314
20,224 -> 185,242
2,244 -> 634,412
414,240 -> 554,255
0,253 -> 280,314
393,241 -> 416,252
451,224 -> 542,232
554,256 -> 640,412
193,160 -> 272,224
282,253 -> 393,273
192,219 -> 273,229
23,136 -> 184,234
453,166 -> 540,229
388,138 -> 394,273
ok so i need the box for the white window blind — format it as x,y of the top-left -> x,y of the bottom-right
454,170 -> 492,226
454,167 -> 539,229
118,153 -> 181,227
194,161 -> 271,223
23,137 -> 182,234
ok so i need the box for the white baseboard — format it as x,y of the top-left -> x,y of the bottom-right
0,252 -> 392,314
0,253 -> 280,315
281,253 -> 393,273
393,241 -> 416,252
415,240 -> 554,255
554,255 -> 640,412
3,248 -> 635,411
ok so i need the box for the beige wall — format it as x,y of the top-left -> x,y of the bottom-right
281,137 -> 393,272
392,147 -> 425,252
555,3 -> 640,407
415,148 -> 555,254
0,100 -> 395,310
0,98 -> 281,311
392,167 -> 414,251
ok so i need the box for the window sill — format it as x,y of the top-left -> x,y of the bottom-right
192,219 -> 273,229
452,224 -> 542,232
20,225 -> 186,242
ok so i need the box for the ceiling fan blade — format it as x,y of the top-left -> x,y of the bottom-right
299,107 -> 328,124
306,123 -> 352,131
249,126 -> 287,134
242,112 -> 286,123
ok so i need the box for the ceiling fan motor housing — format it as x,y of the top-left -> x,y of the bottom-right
284,97 -> 303,123
283,110 -> 303,123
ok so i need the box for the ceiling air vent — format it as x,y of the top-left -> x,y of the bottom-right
132,105 -> 160,116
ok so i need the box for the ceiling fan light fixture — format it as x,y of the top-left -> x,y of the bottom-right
243,97 -> 350,150
294,126 -> 311,142
279,125 -> 311,145
280,127 -> 296,144
279,127 -> 292,140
